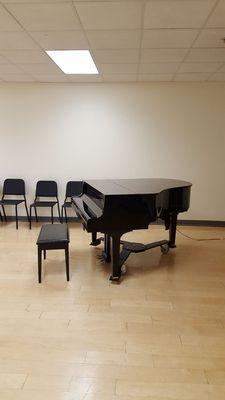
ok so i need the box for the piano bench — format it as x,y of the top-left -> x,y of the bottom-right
36,224 -> 70,283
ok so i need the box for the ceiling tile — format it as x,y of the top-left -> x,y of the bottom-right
86,30 -> 141,49
0,63 -> 24,74
75,1 -> 142,30
30,31 -> 89,50
178,62 -> 222,73
93,49 -> 139,64
144,0 -> 216,29
140,63 -> 179,74
32,73 -> 68,82
194,29 -> 225,48
0,4 -> 22,31
100,63 -> 138,74
103,74 -> 137,82
0,32 -> 38,50
0,73 -> 36,82
142,29 -> 198,49
186,48 -> 225,62
141,49 -> 187,63
174,73 -> 210,81
138,74 -> 173,82
1,50 -> 50,63
6,3 -> 81,31
206,0 -> 225,28
209,72 -> 225,80
18,63 -> 62,74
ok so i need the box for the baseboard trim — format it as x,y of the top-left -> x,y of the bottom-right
1,216 -> 79,222
1,216 -> 225,227
177,220 -> 225,227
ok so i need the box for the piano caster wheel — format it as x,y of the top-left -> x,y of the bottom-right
121,264 -> 127,275
90,239 -> 102,246
109,275 -> 120,283
160,244 -> 169,254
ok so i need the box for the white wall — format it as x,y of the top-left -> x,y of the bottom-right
0,82 -> 224,221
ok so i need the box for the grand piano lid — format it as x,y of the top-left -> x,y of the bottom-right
85,179 -> 192,196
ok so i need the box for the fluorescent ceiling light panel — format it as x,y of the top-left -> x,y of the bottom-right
46,50 -> 99,74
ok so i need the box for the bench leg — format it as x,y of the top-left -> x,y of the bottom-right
44,249 -> 46,260
65,244 -> 69,281
38,247 -> 42,283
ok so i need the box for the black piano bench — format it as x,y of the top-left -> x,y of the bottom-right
36,224 -> 70,283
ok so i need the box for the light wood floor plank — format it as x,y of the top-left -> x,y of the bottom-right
0,223 -> 224,400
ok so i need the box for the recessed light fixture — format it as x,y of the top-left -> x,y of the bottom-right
46,50 -> 99,74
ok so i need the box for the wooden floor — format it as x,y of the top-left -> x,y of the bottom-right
0,222 -> 225,400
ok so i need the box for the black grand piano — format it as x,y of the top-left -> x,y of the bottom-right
72,179 -> 192,281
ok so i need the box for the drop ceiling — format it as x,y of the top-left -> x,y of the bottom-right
0,0 -> 225,83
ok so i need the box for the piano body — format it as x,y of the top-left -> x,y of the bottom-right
72,179 -> 192,281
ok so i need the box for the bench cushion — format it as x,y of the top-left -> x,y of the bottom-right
37,224 -> 69,245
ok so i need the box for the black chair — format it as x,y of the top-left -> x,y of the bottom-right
0,179 -> 30,229
30,180 -> 60,229
61,181 -> 83,223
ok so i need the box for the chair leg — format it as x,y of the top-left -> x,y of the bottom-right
29,206 -> 32,229
57,202 -> 61,223
65,244 -> 70,281
34,206 -> 38,222
44,250 -> 46,260
51,207 -> 53,224
2,205 -> 7,221
38,247 -> 42,283
64,206 -> 68,224
0,209 -> 3,222
61,205 -> 64,223
24,200 -> 30,224
15,204 -> 18,230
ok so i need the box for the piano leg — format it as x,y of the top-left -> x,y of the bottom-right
110,234 -> 121,281
169,212 -> 178,248
103,234 -> 111,262
90,232 -> 102,246
91,232 -> 97,243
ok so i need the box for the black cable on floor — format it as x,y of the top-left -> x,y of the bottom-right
177,228 -> 225,241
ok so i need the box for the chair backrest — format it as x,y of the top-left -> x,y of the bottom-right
3,179 -> 25,196
35,180 -> 58,197
66,181 -> 83,198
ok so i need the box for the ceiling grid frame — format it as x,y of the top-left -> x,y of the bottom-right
0,0 -> 224,82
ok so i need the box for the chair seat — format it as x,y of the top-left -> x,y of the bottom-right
0,199 -> 24,205
37,224 -> 69,244
31,201 -> 57,207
